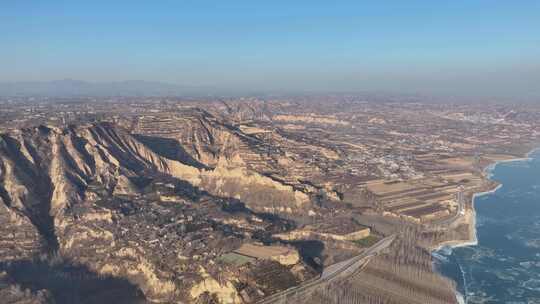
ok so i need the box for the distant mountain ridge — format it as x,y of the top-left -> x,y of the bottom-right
0,79 -> 215,97
2,80 -> 538,103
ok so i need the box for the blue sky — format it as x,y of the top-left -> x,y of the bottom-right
1,1 -> 539,96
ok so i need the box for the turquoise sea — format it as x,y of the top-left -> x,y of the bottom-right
435,150 -> 540,303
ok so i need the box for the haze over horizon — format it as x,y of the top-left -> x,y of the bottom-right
2,1 -> 540,99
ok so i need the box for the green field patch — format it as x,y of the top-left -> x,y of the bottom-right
218,252 -> 255,266
352,235 -> 379,248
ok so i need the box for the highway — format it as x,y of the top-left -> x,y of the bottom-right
256,234 -> 396,304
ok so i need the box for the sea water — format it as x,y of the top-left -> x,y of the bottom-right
435,150 -> 540,303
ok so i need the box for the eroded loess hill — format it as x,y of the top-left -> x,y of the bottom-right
132,108 -> 344,204
0,123 -> 318,303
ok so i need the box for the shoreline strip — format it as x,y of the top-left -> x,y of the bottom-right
432,148 -> 538,303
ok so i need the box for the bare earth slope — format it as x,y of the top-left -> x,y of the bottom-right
0,123 -> 316,303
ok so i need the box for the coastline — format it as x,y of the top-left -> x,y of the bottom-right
430,176 -> 505,252
433,150 -> 536,251
431,148 -> 538,303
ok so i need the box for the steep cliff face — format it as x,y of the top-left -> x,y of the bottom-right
0,123 -> 310,216
0,127 -> 59,251
0,124 -> 190,217
189,266 -> 242,304
0,123 -> 315,303
132,108 -> 342,204
134,109 -> 245,168
0,201 -> 44,261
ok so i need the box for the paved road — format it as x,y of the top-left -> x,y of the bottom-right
256,234 -> 396,304
320,234 -> 395,281
433,190 -> 465,227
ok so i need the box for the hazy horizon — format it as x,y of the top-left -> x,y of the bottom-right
3,1 -> 540,99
